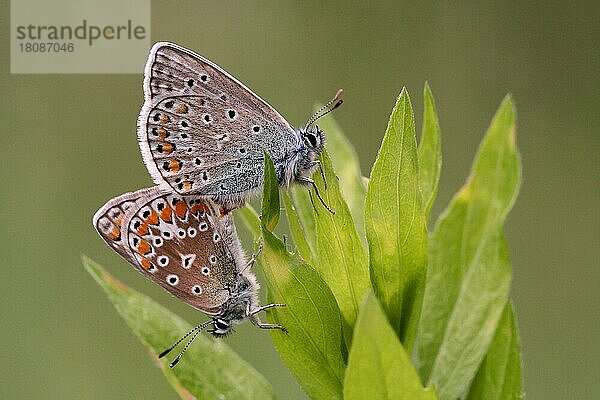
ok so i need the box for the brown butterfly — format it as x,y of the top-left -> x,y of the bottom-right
93,186 -> 285,366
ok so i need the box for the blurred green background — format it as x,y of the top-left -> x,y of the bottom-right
1,1 -> 598,399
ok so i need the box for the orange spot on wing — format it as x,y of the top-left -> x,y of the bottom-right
114,214 -> 124,228
163,143 -> 174,155
160,114 -> 170,123
140,257 -> 152,270
158,128 -> 168,139
160,205 -> 173,223
137,240 -> 152,255
145,210 -> 159,225
183,181 -> 192,191
176,104 -> 189,114
174,200 -> 188,219
108,227 -> 120,240
191,202 -> 210,216
168,158 -> 181,172
136,223 -> 149,236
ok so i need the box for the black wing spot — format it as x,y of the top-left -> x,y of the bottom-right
187,79 -> 195,87
165,100 -> 174,109
158,256 -> 169,266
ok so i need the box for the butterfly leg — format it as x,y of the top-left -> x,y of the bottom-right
250,302 -> 286,315
248,304 -> 288,333
297,176 -> 335,214
309,160 -> 327,190
245,242 -> 263,269
240,242 -> 262,275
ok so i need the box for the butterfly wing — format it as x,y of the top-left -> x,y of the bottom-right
92,187 -> 153,266
138,42 -> 299,201
93,187 -> 245,315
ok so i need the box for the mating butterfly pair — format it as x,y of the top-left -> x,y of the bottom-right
93,43 -> 341,366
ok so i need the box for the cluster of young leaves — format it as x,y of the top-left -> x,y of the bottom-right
84,83 -> 524,399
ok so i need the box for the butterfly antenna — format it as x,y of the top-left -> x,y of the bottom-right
159,320 -> 213,364
305,89 -> 344,129
169,329 -> 203,368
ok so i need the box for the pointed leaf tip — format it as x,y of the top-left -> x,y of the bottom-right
365,88 -> 428,351
83,257 -> 274,399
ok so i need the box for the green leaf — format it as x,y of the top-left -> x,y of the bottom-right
259,161 -> 346,400
261,151 -> 280,231
288,185 -> 317,258
428,234 -> 511,399
418,83 -> 442,220
82,256 -> 274,400
344,292 -> 437,400
313,149 -> 370,343
317,112 -> 367,240
416,95 -> 521,400
237,204 -> 261,237
283,191 -> 315,264
466,302 -> 524,400
364,88 -> 428,351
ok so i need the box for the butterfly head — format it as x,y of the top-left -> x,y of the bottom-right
207,302 -> 246,337
301,125 -> 326,153
301,88 -> 343,153
208,317 -> 235,337
207,273 -> 259,337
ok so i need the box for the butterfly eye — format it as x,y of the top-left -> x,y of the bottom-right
306,133 -> 318,148
214,319 -> 229,331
